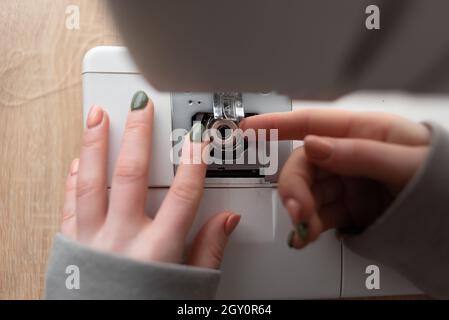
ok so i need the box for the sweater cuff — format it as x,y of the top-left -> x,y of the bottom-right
45,233 -> 220,299
344,122 -> 449,298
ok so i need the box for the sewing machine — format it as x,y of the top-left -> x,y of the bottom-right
81,46 -> 449,298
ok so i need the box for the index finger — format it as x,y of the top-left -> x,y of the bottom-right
153,135 -> 209,242
240,108 -> 430,145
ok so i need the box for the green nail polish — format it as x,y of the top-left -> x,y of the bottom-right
287,230 -> 295,248
189,122 -> 205,142
295,222 -> 309,242
130,91 -> 149,111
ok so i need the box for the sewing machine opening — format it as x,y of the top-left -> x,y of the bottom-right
191,112 -> 264,178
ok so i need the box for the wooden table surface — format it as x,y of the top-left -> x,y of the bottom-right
0,0 -> 120,299
0,0 -> 427,300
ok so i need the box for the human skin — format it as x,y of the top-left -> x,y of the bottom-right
240,109 -> 431,249
61,95 -> 240,269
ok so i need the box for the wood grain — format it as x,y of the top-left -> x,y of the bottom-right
0,0 -> 121,299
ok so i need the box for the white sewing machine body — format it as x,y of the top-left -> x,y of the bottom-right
83,46 -> 449,298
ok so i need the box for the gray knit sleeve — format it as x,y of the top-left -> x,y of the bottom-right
45,233 -> 220,299
344,122 -> 449,299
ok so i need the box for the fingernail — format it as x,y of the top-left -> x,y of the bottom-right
70,158 -> 79,176
130,90 -> 149,111
305,136 -> 333,161
284,198 -> 301,225
224,214 -> 241,236
287,230 -> 296,248
295,222 -> 309,242
87,106 -> 104,129
189,122 -> 205,142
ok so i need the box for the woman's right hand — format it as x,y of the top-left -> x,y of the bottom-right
241,109 -> 431,249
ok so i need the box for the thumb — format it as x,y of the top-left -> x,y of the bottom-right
187,212 -> 240,269
304,135 -> 428,187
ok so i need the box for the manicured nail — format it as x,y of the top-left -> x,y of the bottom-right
189,122 -> 205,142
224,214 -> 241,236
284,198 -> 301,225
287,230 -> 295,248
70,158 -> 79,176
87,105 -> 104,129
130,90 -> 149,111
305,136 -> 333,161
295,222 -> 309,242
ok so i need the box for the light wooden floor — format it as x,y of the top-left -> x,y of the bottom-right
0,0 -> 121,299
